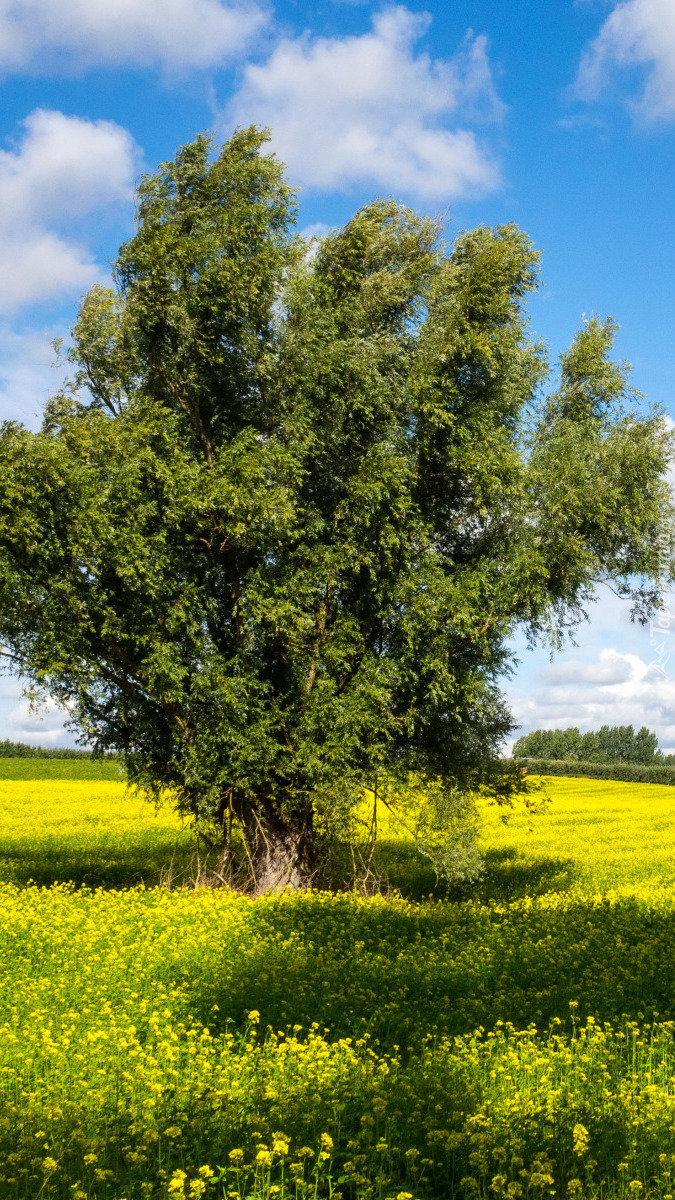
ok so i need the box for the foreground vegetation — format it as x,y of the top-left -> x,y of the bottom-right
3,772 -> 675,1199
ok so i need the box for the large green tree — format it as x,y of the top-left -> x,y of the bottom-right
0,128 -> 671,889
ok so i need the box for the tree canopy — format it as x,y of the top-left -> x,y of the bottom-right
0,128 -> 672,889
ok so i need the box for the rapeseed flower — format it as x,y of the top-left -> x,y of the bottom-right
2,776 -> 675,1197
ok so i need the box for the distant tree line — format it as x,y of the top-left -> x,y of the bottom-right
0,739 -> 103,759
513,725 -> 675,765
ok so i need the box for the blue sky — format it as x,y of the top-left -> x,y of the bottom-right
1,0 -> 675,748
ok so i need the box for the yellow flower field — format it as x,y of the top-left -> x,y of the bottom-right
2,774 -> 675,1200
0,779 -> 190,887
479,775 -> 675,898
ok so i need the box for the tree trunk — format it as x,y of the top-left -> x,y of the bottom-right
246,809 -> 315,894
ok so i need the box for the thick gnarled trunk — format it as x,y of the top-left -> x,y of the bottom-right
244,810 -> 316,894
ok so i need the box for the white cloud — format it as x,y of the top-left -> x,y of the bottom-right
6,696 -> 72,746
299,222 -> 332,262
510,647 -> 675,753
0,676 -> 76,746
0,234 -> 100,315
544,650 -> 635,687
576,0 -> 675,120
0,677 -> 23,701
0,0 -> 265,75
226,6 -> 503,200
0,109 -> 136,314
300,222 -> 331,242
0,323 -> 68,425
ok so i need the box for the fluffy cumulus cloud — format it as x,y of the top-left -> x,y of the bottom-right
576,0 -> 675,120
0,677 -> 72,746
5,696 -> 73,745
226,6 -> 504,200
510,647 -> 675,753
0,109 -> 136,314
0,0 -> 265,75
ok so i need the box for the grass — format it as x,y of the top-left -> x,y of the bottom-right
0,757 -> 123,781
3,768 -> 675,1199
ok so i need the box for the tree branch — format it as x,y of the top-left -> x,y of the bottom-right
304,583 -> 334,697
